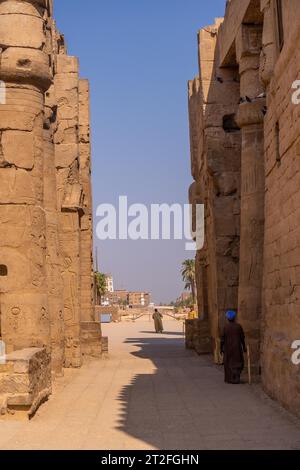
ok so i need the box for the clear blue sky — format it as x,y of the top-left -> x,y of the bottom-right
55,0 -> 226,304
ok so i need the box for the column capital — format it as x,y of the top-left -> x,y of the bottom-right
0,0 -> 53,92
236,99 -> 266,128
236,25 -> 264,99
236,24 -> 263,63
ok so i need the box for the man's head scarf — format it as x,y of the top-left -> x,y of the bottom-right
226,310 -> 237,321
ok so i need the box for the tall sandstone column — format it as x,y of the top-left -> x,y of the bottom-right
54,53 -> 83,368
44,83 -> 65,375
41,4 -> 65,376
187,20 -> 241,360
236,24 -> 265,378
79,80 -> 95,323
0,0 -> 52,352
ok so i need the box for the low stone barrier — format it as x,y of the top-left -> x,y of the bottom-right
80,322 -> 102,358
0,348 -> 51,418
185,319 -> 212,355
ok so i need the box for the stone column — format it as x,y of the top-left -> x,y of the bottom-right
236,25 -> 265,378
78,80 -> 102,358
0,0 -> 52,352
54,54 -> 83,368
44,85 -> 65,375
79,80 -> 95,322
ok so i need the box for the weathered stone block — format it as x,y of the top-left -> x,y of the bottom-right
185,319 -> 212,355
0,348 -> 51,417
80,322 -> 102,358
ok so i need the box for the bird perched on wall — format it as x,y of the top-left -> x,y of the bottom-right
239,96 -> 252,104
262,106 -> 268,116
256,92 -> 266,99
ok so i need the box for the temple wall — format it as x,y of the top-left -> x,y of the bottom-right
187,0 -> 300,416
0,0 -> 100,413
261,0 -> 300,416
188,20 -> 241,361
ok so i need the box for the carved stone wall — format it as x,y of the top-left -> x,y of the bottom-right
0,0 -> 52,355
54,53 -> 83,368
0,0 -> 100,412
79,80 -> 95,324
187,0 -> 300,416
188,19 -> 241,361
236,24 -> 265,379
261,0 -> 300,417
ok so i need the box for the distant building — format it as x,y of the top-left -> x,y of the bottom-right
105,274 -> 114,293
108,290 -> 128,305
128,292 -> 151,307
103,284 -> 151,308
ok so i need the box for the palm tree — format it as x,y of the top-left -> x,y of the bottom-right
95,272 -> 107,303
181,259 -> 196,304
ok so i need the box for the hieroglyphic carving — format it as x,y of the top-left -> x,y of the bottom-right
0,0 -> 98,397
0,0 -> 51,355
187,0 -> 300,419
188,19 -> 241,354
